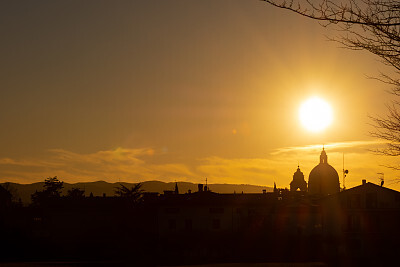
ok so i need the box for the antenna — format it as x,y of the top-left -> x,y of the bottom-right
342,153 -> 348,191
343,153 -> 344,189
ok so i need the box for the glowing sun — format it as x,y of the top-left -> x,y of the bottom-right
299,97 -> 333,132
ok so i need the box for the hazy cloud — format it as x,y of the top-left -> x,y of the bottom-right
271,140 -> 387,155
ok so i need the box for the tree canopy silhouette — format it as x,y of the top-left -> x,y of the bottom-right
1,182 -> 18,203
262,0 -> 400,159
114,183 -> 143,204
43,176 -> 64,197
66,187 -> 85,199
31,176 -> 64,206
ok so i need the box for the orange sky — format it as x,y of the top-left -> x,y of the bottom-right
1,1 -> 399,190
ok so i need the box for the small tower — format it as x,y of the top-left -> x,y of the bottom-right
174,182 -> 179,194
290,165 -> 307,192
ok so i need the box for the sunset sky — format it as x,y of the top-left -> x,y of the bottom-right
1,0 -> 399,190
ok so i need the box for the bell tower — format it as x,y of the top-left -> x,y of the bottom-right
290,165 -> 307,192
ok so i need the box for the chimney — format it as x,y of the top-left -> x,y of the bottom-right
362,179 -> 366,185
198,184 -> 204,192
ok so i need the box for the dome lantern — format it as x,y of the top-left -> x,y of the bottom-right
320,148 -> 327,164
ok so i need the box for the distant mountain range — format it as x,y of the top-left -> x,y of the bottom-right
1,181 -> 273,205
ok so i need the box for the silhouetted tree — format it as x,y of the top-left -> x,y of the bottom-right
66,187 -> 85,198
114,183 -> 143,204
43,176 -> 64,197
0,184 -> 12,209
31,176 -> 64,206
262,0 -> 400,158
1,182 -> 18,202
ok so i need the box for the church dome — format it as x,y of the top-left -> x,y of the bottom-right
308,148 -> 340,195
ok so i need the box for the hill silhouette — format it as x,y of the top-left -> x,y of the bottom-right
1,181 -> 272,204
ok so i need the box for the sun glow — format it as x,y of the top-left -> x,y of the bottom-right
299,97 -> 333,132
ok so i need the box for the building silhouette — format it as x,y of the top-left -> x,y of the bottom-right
322,180 -> 400,261
1,149 -> 400,265
154,149 -> 400,264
